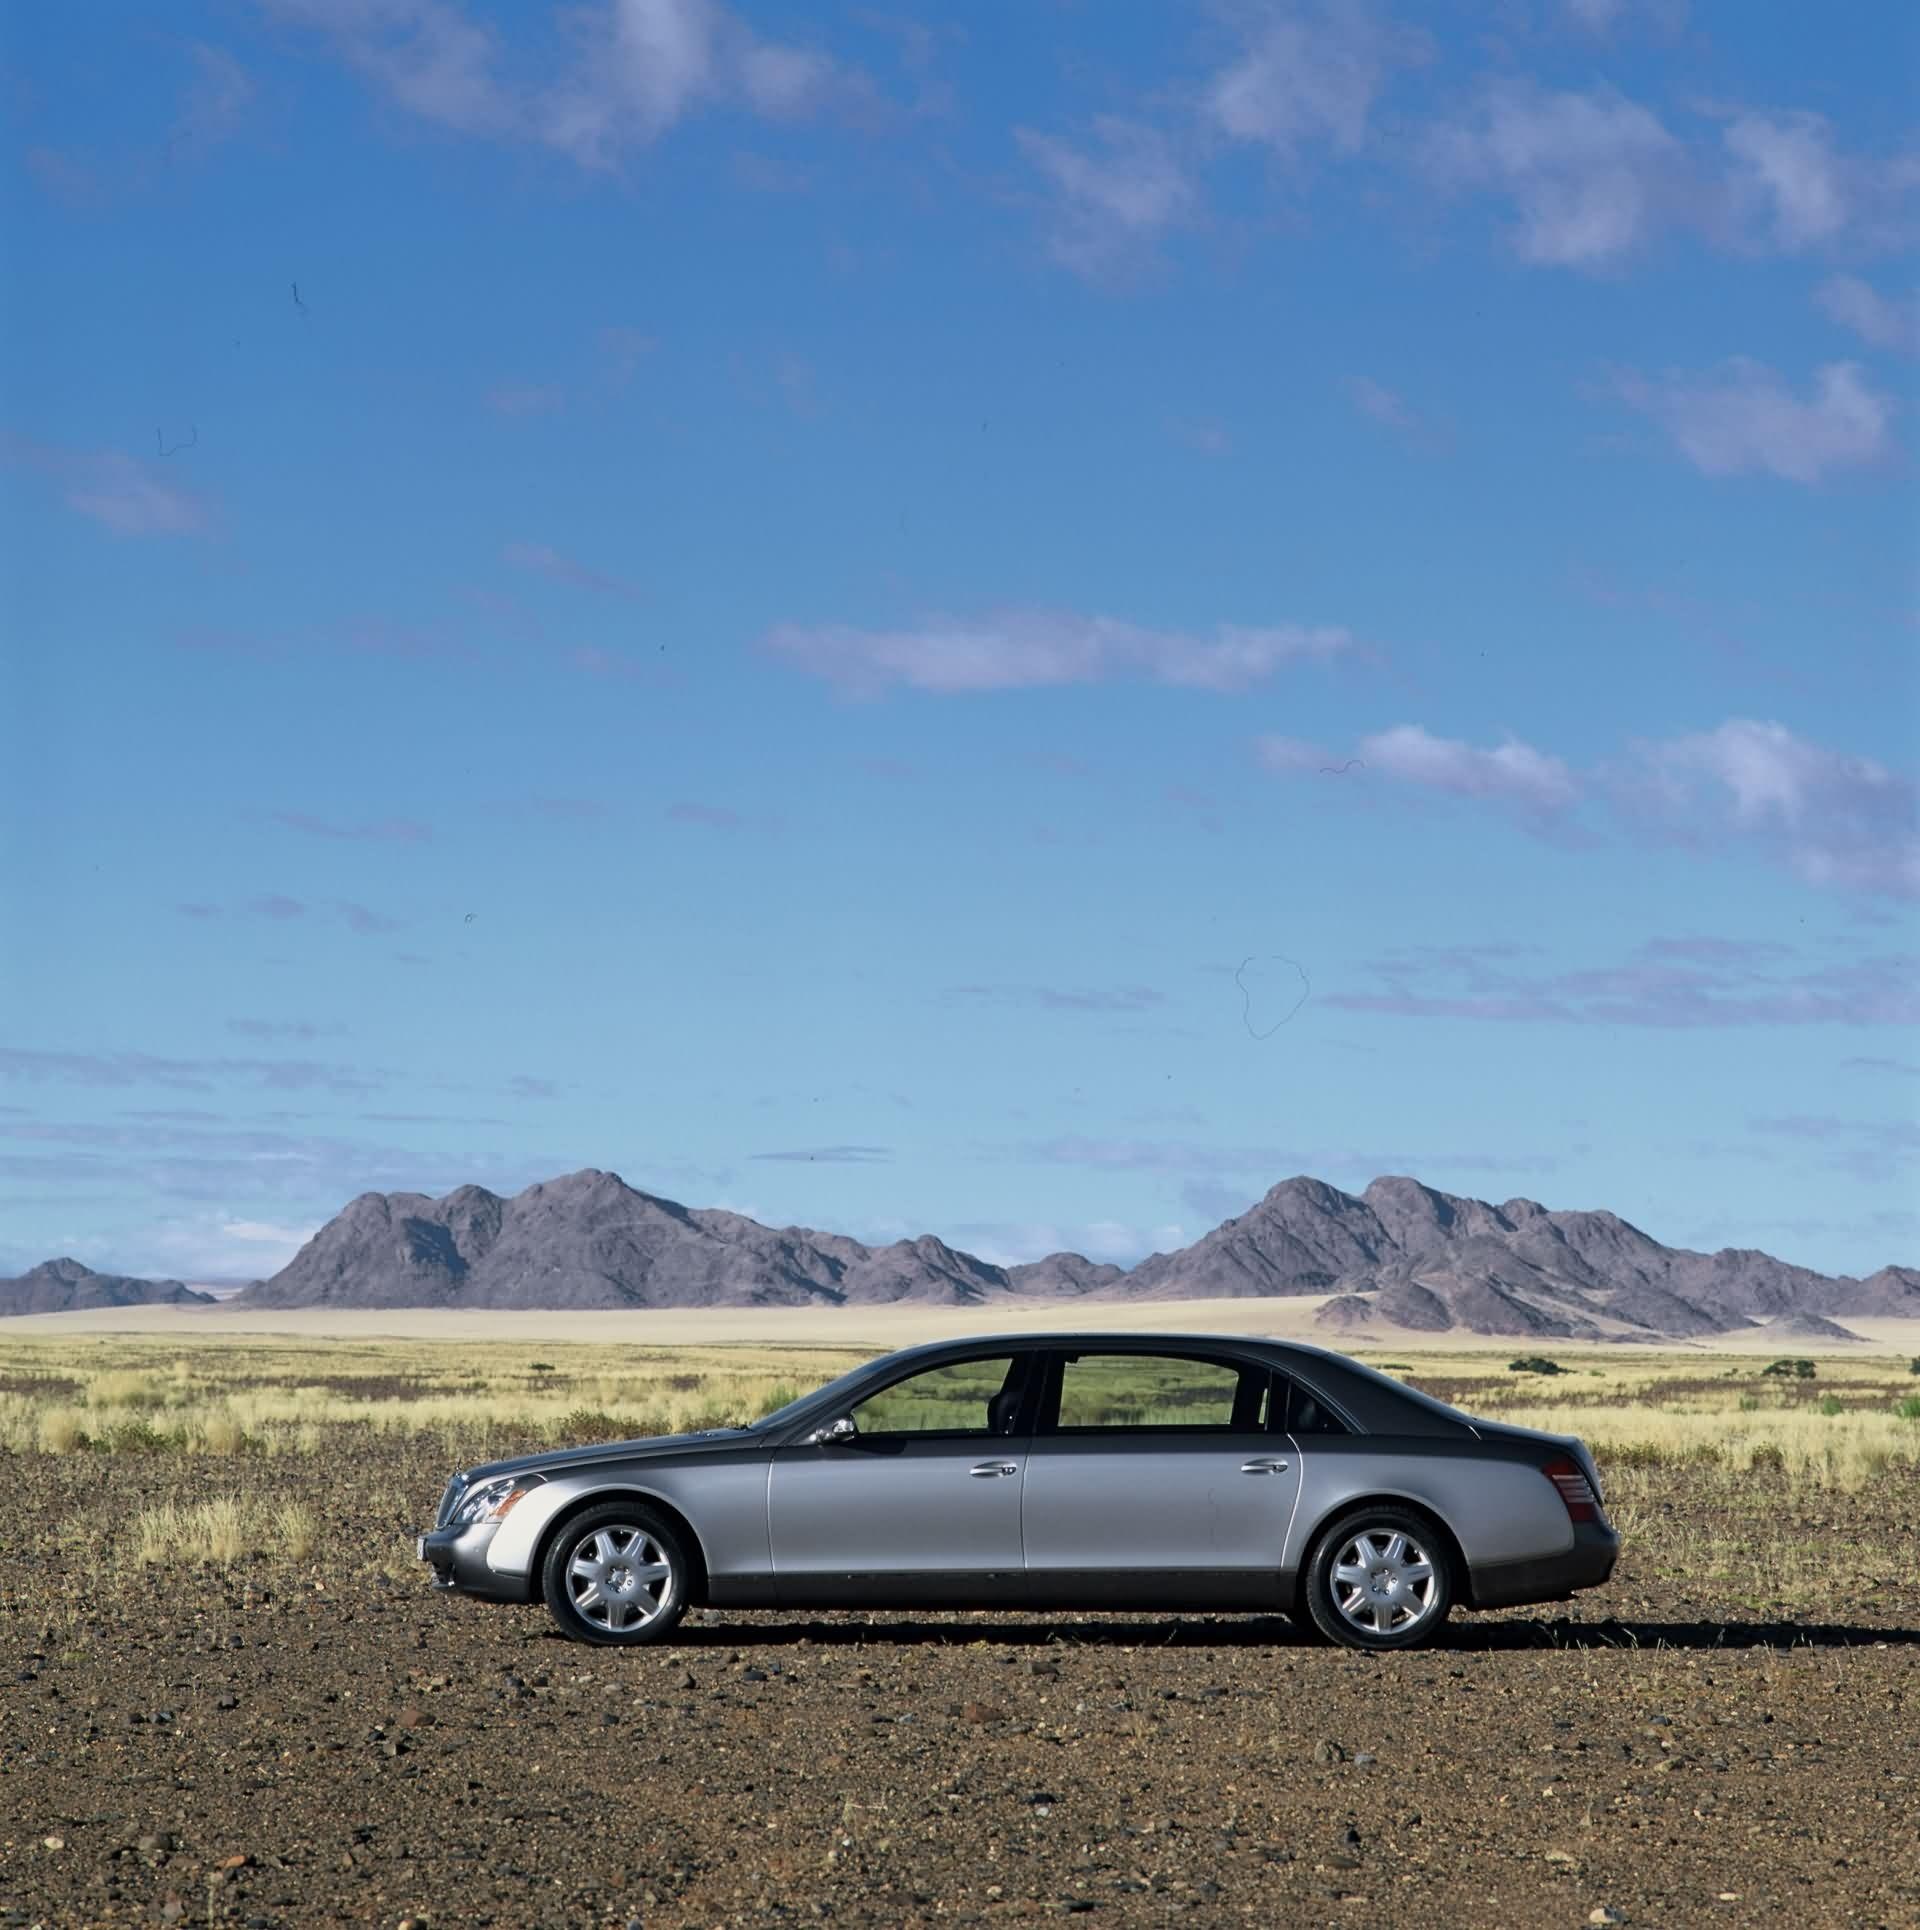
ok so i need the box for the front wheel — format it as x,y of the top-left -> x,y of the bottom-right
541,1502 -> 690,1646
1302,1506 -> 1452,1651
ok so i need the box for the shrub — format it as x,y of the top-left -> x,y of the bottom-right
98,1417 -> 175,1453
1762,1358 -> 1816,1380
1910,1358 -> 1920,1375
552,1408 -> 652,1444
1817,1394 -> 1844,1417
756,1382 -> 804,1416
37,1410 -> 91,1453
1749,1443 -> 1786,1473
529,1362 -> 556,1374
1508,1356 -> 1567,1375
1896,1395 -> 1920,1422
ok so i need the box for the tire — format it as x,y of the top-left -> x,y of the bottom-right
1302,1505 -> 1453,1652
540,1501 -> 691,1647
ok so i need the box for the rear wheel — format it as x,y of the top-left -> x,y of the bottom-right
1303,1506 -> 1452,1651
541,1502 -> 690,1646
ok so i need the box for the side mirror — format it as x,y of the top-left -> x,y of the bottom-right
804,1414 -> 857,1447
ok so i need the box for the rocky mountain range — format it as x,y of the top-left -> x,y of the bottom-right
0,1258 -> 212,1317
200,1167 -> 1920,1342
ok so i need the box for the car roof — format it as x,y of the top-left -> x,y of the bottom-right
871,1330 -> 1333,1363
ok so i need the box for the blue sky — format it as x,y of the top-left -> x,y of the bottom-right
1,0 -> 1915,1286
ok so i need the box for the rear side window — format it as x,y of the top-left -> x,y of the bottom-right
1278,1374 -> 1350,1435
1048,1352 -> 1269,1431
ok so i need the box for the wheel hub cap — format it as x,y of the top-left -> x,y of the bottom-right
567,1526 -> 673,1633
1333,1530 -> 1438,1636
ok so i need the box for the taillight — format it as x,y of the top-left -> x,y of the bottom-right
1542,1455 -> 1598,1522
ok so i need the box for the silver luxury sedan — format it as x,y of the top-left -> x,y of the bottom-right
416,1333 -> 1619,1652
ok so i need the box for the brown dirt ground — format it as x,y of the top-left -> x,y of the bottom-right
4,1443 -> 1918,1930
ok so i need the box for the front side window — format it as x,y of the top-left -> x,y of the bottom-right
850,1355 -> 1024,1436
1050,1352 -> 1266,1431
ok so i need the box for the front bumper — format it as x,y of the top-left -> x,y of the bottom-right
1467,1518 -> 1621,1612
415,1523 -> 533,1604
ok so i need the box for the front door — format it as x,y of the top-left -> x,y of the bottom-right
768,1351 -> 1034,1606
1021,1347 -> 1303,1609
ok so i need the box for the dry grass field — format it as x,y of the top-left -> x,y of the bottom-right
2,1330 -> 1918,1926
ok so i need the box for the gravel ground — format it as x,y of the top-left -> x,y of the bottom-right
4,1455 -> 1917,1929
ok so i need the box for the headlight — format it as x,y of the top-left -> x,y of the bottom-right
449,1473 -> 544,1527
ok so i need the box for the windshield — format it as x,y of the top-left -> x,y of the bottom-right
747,1358 -> 885,1431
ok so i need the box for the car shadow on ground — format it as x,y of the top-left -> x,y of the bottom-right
634,1614 -> 1920,1653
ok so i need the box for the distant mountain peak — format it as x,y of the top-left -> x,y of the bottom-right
203,1166 -> 1920,1338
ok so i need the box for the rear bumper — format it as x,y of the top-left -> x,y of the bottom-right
416,1524 -> 533,1604
1467,1519 -> 1620,1612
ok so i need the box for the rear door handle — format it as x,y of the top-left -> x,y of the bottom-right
969,1461 -> 1019,1478
1239,1458 -> 1290,1474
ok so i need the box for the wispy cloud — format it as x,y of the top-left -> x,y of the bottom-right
1426,82 -> 1690,267
1166,416 -> 1232,456
173,43 -> 256,153
184,896 -> 406,935
1326,939 -> 1919,1028
665,801 -> 748,831
338,902 -> 403,936
1015,117 -> 1195,278
0,1045 -> 388,1095
1345,376 -> 1449,451
766,607 -> 1352,696
749,1144 -> 893,1163
503,540 -> 643,599
486,383 -> 565,417
269,812 -> 431,843
598,325 -> 658,386
941,984 -> 1165,1014
1613,358 -> 1894,482
245,894 -> 307,921
1267,715 -> 1915,899
1816,274 -> 1920,356
1205,4 -> 1428,161
1426,86 -> 1911,269
1616,718 -> 1919,898
257,0 -> 880,168
1844,1055 -> 1920,1077
1360,724 -> 1580,811
2,435 -> 210,537
226,1019 -> 339,1041
1747,1112 -> 1920,1185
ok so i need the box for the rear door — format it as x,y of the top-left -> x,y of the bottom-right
1021,1346 -> 1301,1610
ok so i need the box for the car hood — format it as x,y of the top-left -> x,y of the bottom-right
461,1426 -> 761,1485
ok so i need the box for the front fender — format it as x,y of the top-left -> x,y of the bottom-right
484,1453 -> 772,1584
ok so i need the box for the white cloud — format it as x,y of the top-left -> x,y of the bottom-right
2,436 -> 209,537
1357,724 -> 1581,812
1205,4 -> 1426,160
258,0 -> 513,135
1816,275 -> 1920,356
257,0 -> 871,168
1722,110 -> 1849,249
1015,117 -> 1195,276
145,1212 -> 321,1280
1427,82 -> 1687,266
1623,719 -> 1919,900
1614,358 -> 1894,482
175,43 -> 255,150
765,608 -> 1351,696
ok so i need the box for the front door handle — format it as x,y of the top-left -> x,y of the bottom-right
1240,1457 -> 1290,1474
969,1461 -> 1019,1478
